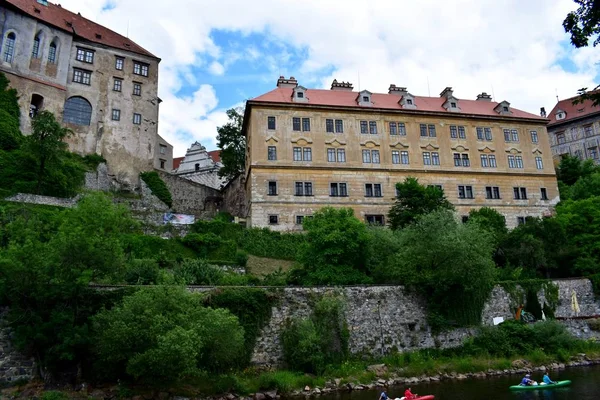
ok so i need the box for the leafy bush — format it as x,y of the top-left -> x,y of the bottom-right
93,287 -> 245,384
41,392 -> 69,400
175,258 -> 224,285
140,171 -> 172,207
124,259 -> 160,285
182,233 -> 236,261
0,109 -> 21,151
121,234 -> 197,263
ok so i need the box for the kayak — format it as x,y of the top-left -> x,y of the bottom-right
394,396 -> 435,400
509,380 -> 571,390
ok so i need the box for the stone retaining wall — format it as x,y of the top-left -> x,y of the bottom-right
0,308 -> 35,385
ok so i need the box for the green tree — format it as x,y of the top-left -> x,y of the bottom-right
468,207 -> 507,240
216,107 -> 245,182
386,210 -> 496,327
570,172 -> 600,199
557,154 -> 597,186
563,0 -> 600,105
93,287 -> 244,384
28,111 -> 72,194
388,177 -> 454,230
0,72 -> 20,121
291,207 -> 372,285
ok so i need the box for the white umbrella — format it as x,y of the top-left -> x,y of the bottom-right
571,290 -> 580,317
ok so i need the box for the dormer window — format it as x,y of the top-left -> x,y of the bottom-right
503,106 -> 509,112
357,90 -> 373,106
407,99 -> 413,105
400,93 -> 416,109
556,111 -> 566,120
363,96 -> 369,102
494,100 -> 512,115
451,102 -> 457,108
292,86 -> 308,103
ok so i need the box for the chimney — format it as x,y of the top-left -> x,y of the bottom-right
540,107 -> 547,117
276,76 -> 298,88
330,79 -> 354,91
388,84 -> 408,96
440,87 -> 453,99
476,92 -> 492,102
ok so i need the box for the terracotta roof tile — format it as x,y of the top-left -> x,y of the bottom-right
251,87 -> 545,121
4,0 -> 158,59
207,150 -> 221,164
548,92 -> 600,126
172,157 -> 184,170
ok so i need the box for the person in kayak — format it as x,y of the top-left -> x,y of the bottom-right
520,374 -> 537,386
378,391 -> 388,400
404,387 -> 417,399
542,372 -> 556,385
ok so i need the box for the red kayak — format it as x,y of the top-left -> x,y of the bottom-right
398,396 -> 435,400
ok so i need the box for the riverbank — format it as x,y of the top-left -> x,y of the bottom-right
4,351 -> 600,400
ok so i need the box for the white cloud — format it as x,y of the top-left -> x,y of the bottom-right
61,0 -> 599,157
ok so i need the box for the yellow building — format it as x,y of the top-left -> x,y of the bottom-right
242,77 -> 558,230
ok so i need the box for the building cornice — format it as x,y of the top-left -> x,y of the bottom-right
0,67 -> 67,91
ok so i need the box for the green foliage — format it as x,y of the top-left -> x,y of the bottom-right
0,109 -> 21,150
563,0 -> 600,48
388,177 -> 454,230
364,227 -> 402,283
140,171 -> 172,207
468,207 -> 507,241
570,172 -> 600,200
282,294 -> 348,374
175,259 -> 224,285
41,391 -> 69,400
290,207 -> 372,285
0,72 -> 20,121
124,259 -> 160,285
82,153 -> 107,170
182,232 -> 237,261
121,234 -> 197,263
204,288 -> 276,366
386,210 -> 496,328
217,107 -> 245,181
93,287 -> 245,384
557,154 -> 598,187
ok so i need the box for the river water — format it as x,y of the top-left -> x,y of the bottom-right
322,366 -> 600,400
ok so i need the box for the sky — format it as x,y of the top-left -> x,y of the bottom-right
59,0 -> 600,157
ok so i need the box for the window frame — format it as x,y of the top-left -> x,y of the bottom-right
423,152 -> 431,165
76,47 -> 94,64
115,56 -> 124,70
267,181 -> 278,196
267,116 -> 276,130
293,117 -> 301,131
113,78 -> 123,92
302,117 -> 311,132
326,118 -> 334,133
133,82 -> 142,96
72,68 -> 91,85
369,121 -> 377,134
3,32 -> 16,63
133,113 -> 142,125
111,108 -> 121,121
267,146 -> 277,161
535,156 -> 543,170
540,188 -> 548,200
530,130 -> 539,143
401,151 -> 409,165
133,61 -> 149,77
48,42 -> 57,64
268,215 -> 279,225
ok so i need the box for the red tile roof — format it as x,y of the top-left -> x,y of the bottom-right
172,157 -> 184,170
208,150 -> 221,164
4,0 -> 158,59
548,92 -> 600,126
251,87 -> 545,120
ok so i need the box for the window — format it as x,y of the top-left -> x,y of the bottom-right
160,145 -> 167,155
295,182 -> 313,196
489,155 -> 497,167
133,83 -> 142,96
335,119 -> 343,133
296,216 -> 304,225
63,96 -> 92,126
454,153 -> 461,167
530,130 -> 539,143
293,147 -> 312,161
327,148 -> 336,162
115,57 -> 124,70
454,153 -> 469,167
535,156 -> 543,170
3,32 -> 15,63
111,109 -> 120,121
330,182 -> 348,197
514,187 -> 528,200
517,217 -> 526,226
431,152 -> 440,165
297,92 -> 304,99
450,125 -> 458,139
423,152 -> 431,165
504,129 -> 511,142
133,113 -> 142,125
369,121 -> 377,134
584,125 -> 594,137
362,149 -> 371,163
269,215 -> 278,225
365,183 -> 382,197
481,154 -> 489,167
76,48 -> 94,63
48,42 -> 57,64
113,78 -> 122,92
362,96 -> 369,102
372,150 -> 380,164
477,127 -> 492,141
267,116 -> 276,130
483,128 -> 491,141
540,188 -> 548,200
481,154 -> 497,168
508,155 -> 523,168
337,149 -> 346,163
420,124 -> 428,137
268,181 -> 277,196
195,163 -> 200,172
462,154 -> 470,167
160,160 -> 165,169
556,132 -> 566,145
511,129 -> 519,142
458,185 -> 474,199
133,61 -> 149,76
485,186 -> 501,199
293,117 -> 301,131
389,122 -> 406,135
451,102 -> 457,108
428,124 -> 436,137
360,120 -> 368,134
390,122 -> 397,135
302,118 -> 310,132
366,215 -> 385,225
73,68 -> 91,85
268,146 -> 277,161
29,94 -> 43,118
32,34 -> 41,58
392,150 -> 400,164
406,99 -> 413,105
503,106 -> 509,112
326,119 -> 334,133
589,147 -> 599,160
458,126 -> 466,139
401,151 -> 409,165
477,127 -> 484,140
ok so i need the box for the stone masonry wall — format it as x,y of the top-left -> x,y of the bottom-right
157,171 -> 222,218
251,279 -> 600,365
0,308 -> 35,385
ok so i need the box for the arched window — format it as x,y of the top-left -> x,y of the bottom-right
63,96 -> 92,126
32,32 -> 41,58
3,32 -> 16,63
30,94 -> 44,118
48,41 -> 57,64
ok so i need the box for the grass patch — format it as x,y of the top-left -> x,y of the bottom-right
246,255 -> 295,277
